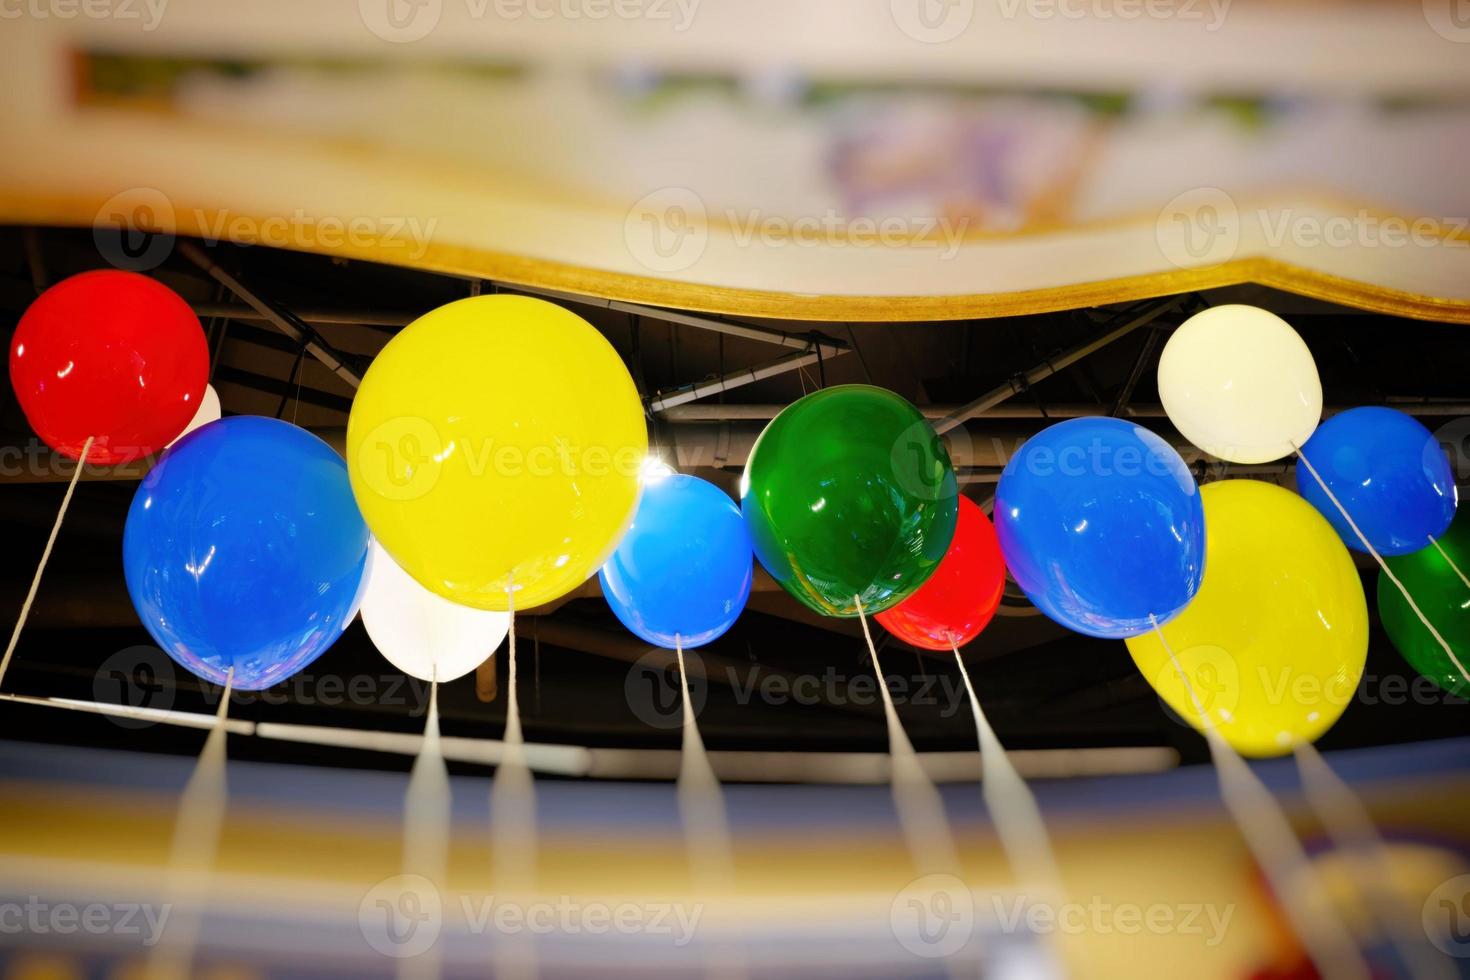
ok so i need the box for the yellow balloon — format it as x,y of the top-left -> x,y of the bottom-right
346,295 -> 647,611
1126,480 -> 1366,757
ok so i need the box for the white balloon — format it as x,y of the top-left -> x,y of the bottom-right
168,383 -> 222,447
1157,305 -> 1322,464
361,541 -> 509,682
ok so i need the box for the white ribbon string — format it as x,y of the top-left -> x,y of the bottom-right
1151,616 -> 1369,980
1427,535 -> 1470,591
951,642 -> 1064,901
0,435 -> 94,690
675,634 -> 745,980
1294,444 -> 1470,687
1294,741 -> 1451,980
490,587 -> 538,980
400,675 -> 449,980
854,595 -> 961,878
146,668 -> 234,980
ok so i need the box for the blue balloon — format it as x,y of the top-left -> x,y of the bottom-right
1297,406 -> 1457,556
599,473 -> 753,648
994,417 -> 1206,639
123,416 -> 371,690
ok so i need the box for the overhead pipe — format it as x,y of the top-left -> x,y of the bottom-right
177,241 -> 365,388
932,296 -> 1188,435
647,346 -> 848,413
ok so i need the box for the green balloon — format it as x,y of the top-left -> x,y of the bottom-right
740,385 -> 958,617
1379,509 -> 1470,699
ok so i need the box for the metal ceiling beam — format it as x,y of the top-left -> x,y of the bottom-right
932,297 -> 1187,435
660,402 -> 1171,421
191,303 -> 411,328
504,284 -> 850,359
177,241 -> 364,388
647,346 -> 847,413
198,281 -> 852,360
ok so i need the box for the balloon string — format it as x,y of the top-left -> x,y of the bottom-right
675,635 -> 745,980
505,595 -> 522,746
400,675 -> 450,980
1294,444 -> 1470,688
0,435 -> 93,690
675,634 -> 737,887
951,642 -> 1064,903
146,667 -> 234,980
1150,616 -> 1369,980
854,595 -> 960,878
489,586 -> 538,980
1293,741 -> 1451,980
1427,535 -> 1470,591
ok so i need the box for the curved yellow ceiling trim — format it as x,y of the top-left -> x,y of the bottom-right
4,192 -> 1468,325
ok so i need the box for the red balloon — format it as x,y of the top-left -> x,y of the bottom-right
877,495 -> 1006,650
10,270 -> 208,465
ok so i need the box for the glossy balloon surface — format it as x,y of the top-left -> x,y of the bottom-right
1128,480 -> 1367,757
362,541 -> 509,682
994,417 -> 1205,638
741,385 -> 957,617
1379,510 -> 1470,699
168,383 -> 222,448
124,416 -> 371,690
346,296 -> 647,611
10,270 -> 208,464
877,495 -> 1006,650
1297,406 -> 1456,556
600,474 -> 753,648
1158,304 -> 1321,464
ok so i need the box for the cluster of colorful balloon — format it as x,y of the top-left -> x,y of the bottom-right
6,272 -> 1464,749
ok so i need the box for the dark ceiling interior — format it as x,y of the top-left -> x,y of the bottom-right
1,225 -> 1466,776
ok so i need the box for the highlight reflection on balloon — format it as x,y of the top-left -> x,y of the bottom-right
600,473 -> 753,649
124,416 -> 371,690
877,495 -> 1006,650
741,384 -> 957,617
994,417 -> 1205,639
361,541 -> 510,683
10,269 -> 208,464
1158,305 -> 1321,464
1379,509 -> 1470,700
167,383 -> 222,448
1127,480 -> 1367,757
346,295 -> 647,611
1297,406 -> 1457,556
